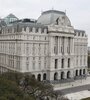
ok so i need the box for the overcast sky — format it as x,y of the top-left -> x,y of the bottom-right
0,0 -> 90,46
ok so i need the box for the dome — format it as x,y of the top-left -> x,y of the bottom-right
37,10 -> 71,26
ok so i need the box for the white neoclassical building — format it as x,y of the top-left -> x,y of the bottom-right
0,10 -> 88,82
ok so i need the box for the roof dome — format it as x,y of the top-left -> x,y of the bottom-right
37,10 -> 71,26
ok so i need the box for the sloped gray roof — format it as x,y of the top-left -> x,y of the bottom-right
74,29 -> 85,33
4,13 -> 18,19
37,10 -> 71,25
0,19 -> 6,27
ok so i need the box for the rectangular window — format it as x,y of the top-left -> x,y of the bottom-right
55,59 -> 58,69
33,57 -> 35,60
26,63 -> 29,70
54,36 -> 58,54
29,28 -> 32,32
68,58 -> 70,68
39,62 -> 41,69
44,63 -> 46,69
24,27 -> 26,31
33,62 -> 35,70
61,59 -> 64,68
61,37 -> 64,54
36,28 -> 38,33
67,38 -> 70,54
61,46 -> 63,53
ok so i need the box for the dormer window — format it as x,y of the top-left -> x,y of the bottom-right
82,33 -> 84,37
78,32 -> 80,36
36,28 -> 38,33
56,18 -> 59,25
29,28 -> 32,32
24,26 -> 26,31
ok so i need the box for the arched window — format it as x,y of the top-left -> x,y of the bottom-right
83,69 -> 85,74
43,73 -> 46,80
61,72 -> 64,80
67,71 -> 71,79
76,70 -> 78,76
54,72 -> 58,80
80,69 -> 82,76
37,74 -> 41,81
32,74 -> 35,79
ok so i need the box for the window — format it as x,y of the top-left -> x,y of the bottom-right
82,33 -> 84,37
78,32 -> 80,36
45,37 -> 46,40
67,71 -> 70,78
37,74 -> 41,81
33,57 -> 35,60
61,72 -> 64,79
36,28 -> 38,33
54,72 -> 58,80
33,62 -> 35,70
29,28 -> 32,32
43,73 -> 46,80
67,38 -> 70,54
61,59 -> 64,68
33,36 -> 35,40
39,62 -> 41,69
39,57 -> 41,60
55,59 -> 58,69
54,36 -> 58,54
61,46 -> 63,53
61,37 -> 64,54
33,44 -> 35,55
26,63 -> 29,70
26,57 -> 29,61
8,29 -> 9,33
44,63 -> 46,69
68,58 -> 70,68
41,28 -> 44,33
56,18 -> 59,25
24,26 -> 26,31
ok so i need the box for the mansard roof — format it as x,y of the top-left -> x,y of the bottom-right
37,10 -> 71,26
0,19 -> 6,27
4,13 -> 18,19
74,29 -> 85,33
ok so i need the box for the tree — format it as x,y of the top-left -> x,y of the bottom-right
20,75 -> 67,100
0,72 -> 68,100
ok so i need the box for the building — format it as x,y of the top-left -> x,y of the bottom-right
88,47 -> 90,69
0,10 -> 88,82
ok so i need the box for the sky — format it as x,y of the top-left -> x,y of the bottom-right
0,0 -> 90,46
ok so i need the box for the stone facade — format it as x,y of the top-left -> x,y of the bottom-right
0,10 -> 88,82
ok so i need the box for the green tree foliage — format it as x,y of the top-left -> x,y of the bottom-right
81,97 -> 90,100
0,72 -> 68,100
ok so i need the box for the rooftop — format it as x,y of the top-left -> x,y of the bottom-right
42,10 -> 65,15
37,10 -> 71,26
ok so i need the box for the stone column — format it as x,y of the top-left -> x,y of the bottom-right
58,72 -> 60,80
64,71 -> 67,79
71,38 -> 74,55
58,37 -> 60,55
49,36 -> 54,56
64,38 -> 66,54
41,74 -> 43,81
70,38 -> 72,54
59,37 -> 61,55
